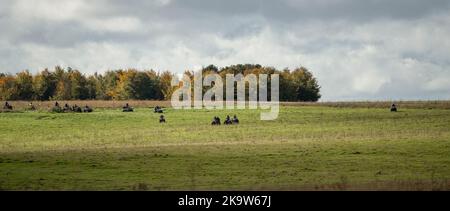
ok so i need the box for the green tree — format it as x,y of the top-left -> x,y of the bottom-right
70,70 -> 89,100
15,70 -> 34,100
32,69 -> 57,100
279,69 -> 297,101
86,75 -> 98,99
132,71 -> 153,99
292,67 -> 321,102
202,64 -> 219,73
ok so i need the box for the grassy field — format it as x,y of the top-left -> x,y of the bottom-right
0,102 -> 449,190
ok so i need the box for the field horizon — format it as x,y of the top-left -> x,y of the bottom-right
3,100 -> 450,110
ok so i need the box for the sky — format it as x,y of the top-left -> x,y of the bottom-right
0,0 -> 449,101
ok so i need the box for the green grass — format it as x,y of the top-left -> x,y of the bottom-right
0,106 -> 449,190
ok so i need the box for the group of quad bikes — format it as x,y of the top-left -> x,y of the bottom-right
122,103 -> 166,123
51,102 -> 93,113
121,104 -> 163,113
211,115 -> 239,125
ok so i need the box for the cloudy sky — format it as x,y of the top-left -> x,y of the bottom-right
1,0 -> 449,101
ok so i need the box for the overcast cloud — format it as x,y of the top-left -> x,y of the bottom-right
1,0 -> 449,100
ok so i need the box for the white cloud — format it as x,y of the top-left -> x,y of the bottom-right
11,0 -> 90,23
86,16 -> 144,33
10,0 -> 143,33
19,42 -> 134,74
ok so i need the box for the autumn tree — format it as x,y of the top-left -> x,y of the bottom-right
0,64 -> 321,102
159,71 -> 174,100
0,74 -> 17,100
53,66 -> 72,100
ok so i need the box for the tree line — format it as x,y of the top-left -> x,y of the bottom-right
0,64 -> 321,102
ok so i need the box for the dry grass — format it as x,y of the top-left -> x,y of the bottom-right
283,101 -> 450,109
1,100 -> 171,111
